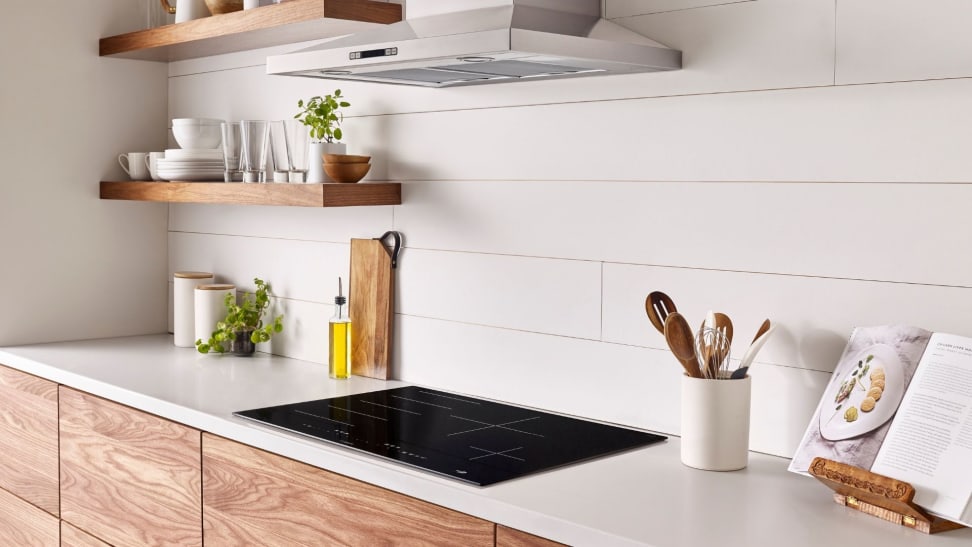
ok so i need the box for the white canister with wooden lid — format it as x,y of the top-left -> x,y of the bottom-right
173,271 -> 214,347
194,284 -> 236,348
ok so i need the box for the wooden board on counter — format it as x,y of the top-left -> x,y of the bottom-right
100,181 -> 401,207
99,0 -> 402,61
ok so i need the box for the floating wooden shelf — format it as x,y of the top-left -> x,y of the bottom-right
99,0 -> 402,61
100,181 -> 401,207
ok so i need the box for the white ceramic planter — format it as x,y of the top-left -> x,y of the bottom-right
307,142 -> 347,183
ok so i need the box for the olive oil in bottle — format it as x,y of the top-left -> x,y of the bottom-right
329,277 -> 352,379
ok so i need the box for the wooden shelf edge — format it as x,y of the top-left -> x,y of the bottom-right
100,181 -> 401,208
100,0 -> 402,61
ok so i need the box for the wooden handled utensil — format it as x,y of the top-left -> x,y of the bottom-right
645,291 -> 677,335
731,321 -> 775,379
664,312 -> 703,378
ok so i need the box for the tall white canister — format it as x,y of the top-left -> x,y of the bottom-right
194,284 -> 236,347
173,271 -> 214,347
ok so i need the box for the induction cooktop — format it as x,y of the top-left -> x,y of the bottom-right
234,386 -> 666,486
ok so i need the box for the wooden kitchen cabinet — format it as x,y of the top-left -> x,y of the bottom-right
0,486 -> 59,546
60,521 -> 111,547
0,365 -> 59,516
202,433 -> 496,546
58,387 -> 202,547
497,525 -> 566,547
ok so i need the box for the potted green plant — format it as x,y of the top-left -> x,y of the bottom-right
196,277 -> 284,356
295,89 -> 350,183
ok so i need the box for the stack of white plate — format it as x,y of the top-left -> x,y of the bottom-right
157,149 -> 225,181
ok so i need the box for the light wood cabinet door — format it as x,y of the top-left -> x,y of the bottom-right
0,364 -> 59,515
0,485 -> 58,546
203,433 -> 495,546
61,521 -> 111,547
497,525 -> 565,547
59,387 -> 202,547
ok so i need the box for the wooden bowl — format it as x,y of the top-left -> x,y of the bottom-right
204,0 -> 244,15
324,153 -> 371,164
324,162 -> 371,183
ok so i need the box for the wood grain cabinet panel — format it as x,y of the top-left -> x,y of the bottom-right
202,434 -> 495,546
61,521 -> 111,547
0,364 -> 59,515
497,525 -> 565,547
59,387 -> 202,547
0,486 -> 58,546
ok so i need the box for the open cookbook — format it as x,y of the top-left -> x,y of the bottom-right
789,325 -> 972,527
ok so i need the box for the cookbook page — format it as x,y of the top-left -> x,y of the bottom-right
788,325 -> 931,475
871,332 -> 972,526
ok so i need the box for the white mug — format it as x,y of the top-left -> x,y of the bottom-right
160,0 -> 210,24
119,153 -> 150,181
144,152 -> 165,181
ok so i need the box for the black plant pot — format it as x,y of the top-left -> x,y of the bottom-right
231,330 -> 256,356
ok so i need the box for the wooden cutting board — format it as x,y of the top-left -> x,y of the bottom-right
349,232 -> 402,380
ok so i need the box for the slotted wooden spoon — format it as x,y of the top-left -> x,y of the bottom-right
645,291 -> 677,335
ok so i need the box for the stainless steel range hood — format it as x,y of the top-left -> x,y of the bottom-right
266,0 -> 681,87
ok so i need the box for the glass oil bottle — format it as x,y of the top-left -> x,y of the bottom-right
329,277 -> 352,379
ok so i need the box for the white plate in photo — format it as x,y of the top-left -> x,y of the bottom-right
819,343 -> 905,441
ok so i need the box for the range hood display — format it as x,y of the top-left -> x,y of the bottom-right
266,0 -> 681,87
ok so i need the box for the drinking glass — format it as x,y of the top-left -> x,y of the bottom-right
283,119 -> 309,183
220,122 -> 243,182
240,120 -> 270,183
269,121 -> 291,183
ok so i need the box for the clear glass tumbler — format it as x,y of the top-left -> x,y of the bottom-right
283,119 -> 309,183
269,121 -> 291,183
240,120 -> 270,183
220,121 -> 243,182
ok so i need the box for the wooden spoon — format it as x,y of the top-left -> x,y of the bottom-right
645,291 -> 677,335
664,312 -> 702,378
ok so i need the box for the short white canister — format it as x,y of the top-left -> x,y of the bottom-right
194,284 -> 236,348
173,271 -> 213,347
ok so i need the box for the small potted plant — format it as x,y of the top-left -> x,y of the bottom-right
196,277 -> 284,356
295,89 -> 350,183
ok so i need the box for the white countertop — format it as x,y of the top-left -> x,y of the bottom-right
1,334 -> 969,546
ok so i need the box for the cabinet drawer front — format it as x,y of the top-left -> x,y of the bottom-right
0,364 -> 59,515
497,525 -> 565,547
0,485 -> 58,546
59,387 -> 202,547
203,434 -> 495,546
61,521 -> 111,547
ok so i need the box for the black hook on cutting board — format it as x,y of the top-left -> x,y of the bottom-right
377,231 -> 403,269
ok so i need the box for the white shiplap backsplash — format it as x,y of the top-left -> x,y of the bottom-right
166,0 -> 972,458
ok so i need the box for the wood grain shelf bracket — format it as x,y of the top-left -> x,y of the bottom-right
100,181 -> 401,208
808,458 -> 968,535
99,0 -> 402,61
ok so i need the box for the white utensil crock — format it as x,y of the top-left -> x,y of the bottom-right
680,374 -> 751,471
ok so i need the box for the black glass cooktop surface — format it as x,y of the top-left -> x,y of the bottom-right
234,386 -> 666,486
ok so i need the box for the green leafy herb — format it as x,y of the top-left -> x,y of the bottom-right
196,278 -> 284,354
294,90 -> 350,143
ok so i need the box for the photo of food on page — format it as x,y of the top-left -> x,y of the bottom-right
788,325 -> 932,475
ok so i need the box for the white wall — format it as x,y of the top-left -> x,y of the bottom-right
166,0 -> 972,458
0,1 -> 169,345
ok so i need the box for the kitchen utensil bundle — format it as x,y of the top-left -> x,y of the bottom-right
646,291 -> 774,380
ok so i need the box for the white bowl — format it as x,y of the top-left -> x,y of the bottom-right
172,118 -> 223,126
173,124 -> 222,149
